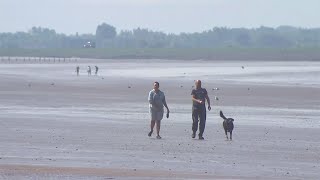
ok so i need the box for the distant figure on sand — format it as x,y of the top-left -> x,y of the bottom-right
148,82 -> 170,139
191,80 -> 211,140
87,66 -> 91,76
95,66 -> 99,75
75,66 -> 80,76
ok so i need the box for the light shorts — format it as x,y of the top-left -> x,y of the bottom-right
150,108 -> 164,121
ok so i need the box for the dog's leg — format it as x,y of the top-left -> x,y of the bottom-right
225,129 -> 228,140
230,131 -> 232,141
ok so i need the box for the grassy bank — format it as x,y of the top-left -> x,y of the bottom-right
0,48 -> 319,61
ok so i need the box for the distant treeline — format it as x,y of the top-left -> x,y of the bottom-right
1,48 -> 320,61
1,23 -> 320,49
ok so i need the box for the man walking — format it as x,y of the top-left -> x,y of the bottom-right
148,82 -> 170,139
191,80 -> 211,140
75,66 -> 80,76
87,66 -> 91,76
95,66 -> 99,75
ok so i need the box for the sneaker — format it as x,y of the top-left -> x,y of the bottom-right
148,131 -> 153,137
192,133 -> 196,138
199,135 -> 204,140
156,135 -> 162,139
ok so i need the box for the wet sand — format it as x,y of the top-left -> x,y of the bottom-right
0,59 -> 319,179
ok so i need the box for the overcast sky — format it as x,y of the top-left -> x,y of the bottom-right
1,0 -> 319,34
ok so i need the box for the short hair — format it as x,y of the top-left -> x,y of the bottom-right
154,81 -> 159,87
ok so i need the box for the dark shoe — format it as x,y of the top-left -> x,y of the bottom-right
192,133 -> 196,138
199,135 -> 204,140
156,135 -> 162,139
148,131 -> 153,137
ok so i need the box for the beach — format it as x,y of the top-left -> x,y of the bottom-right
0,58 -> 319,179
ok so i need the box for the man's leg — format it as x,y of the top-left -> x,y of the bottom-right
198,108 -> 206,139
192,109 -> 199,138
156,120 -> 161,138
149,120 -> 155,136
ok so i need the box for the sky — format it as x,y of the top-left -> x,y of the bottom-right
0,0 -> 319,35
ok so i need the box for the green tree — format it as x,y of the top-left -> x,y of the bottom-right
96,23 -> 117,48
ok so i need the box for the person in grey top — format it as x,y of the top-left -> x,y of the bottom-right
148,82 -> 170,139
191,80 -> 211,140
87,66 -> 91,76
75,66 -> 80,76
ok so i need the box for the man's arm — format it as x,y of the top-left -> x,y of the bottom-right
192,94 -> 202,104
205,94 -> 211,111
163,95 -> 170,118
191,90 -> 203,104
148,91 -> 153,104
149,91 -> 160,109
163,96 -> 169,112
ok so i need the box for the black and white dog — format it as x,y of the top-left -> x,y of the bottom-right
220,111 -> 234,140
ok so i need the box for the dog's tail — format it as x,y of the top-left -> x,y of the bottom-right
220,110 -> 227,120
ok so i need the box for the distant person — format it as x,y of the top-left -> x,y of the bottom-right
148,82 -> 170,139
87,66 -> 91,76
75,66 -> 80,76
95,66 -> 99,75
191,80 -> 211,140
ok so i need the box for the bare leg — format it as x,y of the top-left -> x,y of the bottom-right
151,120 -> 155,132
148,120 -> 155,136
156,120 -> 161,136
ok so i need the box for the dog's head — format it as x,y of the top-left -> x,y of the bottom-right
226,118 -> 234,123
224,118 -> 234,126
224,118 -> 234,132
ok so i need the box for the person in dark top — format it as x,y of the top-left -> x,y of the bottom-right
95,66 -> 99,75
76,66 -> 80,76
191,80 -> 211,140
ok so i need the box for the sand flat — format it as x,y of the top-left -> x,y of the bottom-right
0,59 -> 319,179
